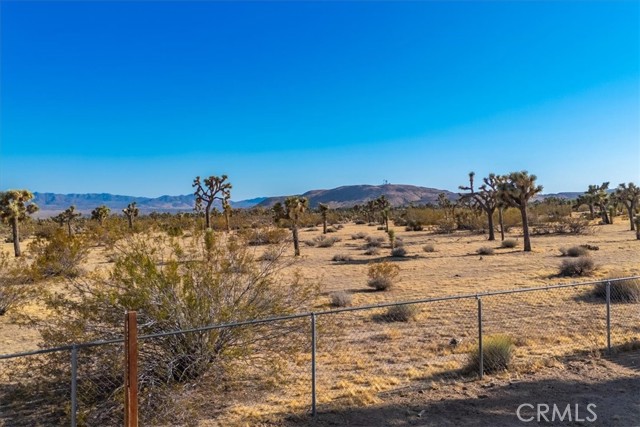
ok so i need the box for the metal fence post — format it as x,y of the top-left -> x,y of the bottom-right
477,297 -> 483,379
71,344 -> 78,427
311,312 -> 317,417
606,281 -> 611,354
124,311 -> 138,427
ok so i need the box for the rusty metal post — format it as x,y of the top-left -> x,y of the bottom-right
124,311 -> 138,427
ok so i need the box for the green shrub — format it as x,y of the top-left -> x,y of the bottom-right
559,257 -> 595,277
476,246 -> 495,256
500,239 -> 517,249
377,305 -> 417,322
367,261 -> 400,291
330,291 -> 352,307
0,252 -> 32,316
467,334 -> 514,374
423,244 -> 436,253
29,229 -> 88,278
593,278 -> 640,303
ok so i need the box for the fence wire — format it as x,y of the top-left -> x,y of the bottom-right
0,277 -> 638,426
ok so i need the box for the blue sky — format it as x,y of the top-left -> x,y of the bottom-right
1,1 -> 638,200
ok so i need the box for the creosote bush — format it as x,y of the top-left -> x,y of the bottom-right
593,278 -> 640,303
391,247 -> 407,257
367,261 -> 400,291
29,229 -> 89,279
0,252 -> 33,316
34,232 -> 319,424
423,244 -> 436,253
559,256 -> 595,277
329,291 -> 352,307
364,236 -> 385,248
377,304 -> 417,322
351,232 -> 367,240
467,334 -> 514,374
500,239 -> 518,249
364,247 -> 380,256
313,235 -> 341,248
476,246 -> 495,256
559,246 -> 588,257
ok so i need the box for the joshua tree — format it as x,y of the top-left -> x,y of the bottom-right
375,196 -> 391,231
272,202 -> 285,226
91,205 -> 111,225
498,171 -> 543,252
437,193 -> 455,220
284,196 -> 308,256
365,200 -> 377,224
318,203 -> 329,234
614,183 -> 640,231
635,216 -> 640,240
222,196 -> 232,232
53,205 -> 82,236
193,174 -> 232,229
584,183 -> 611,224
122,202 -> 139,230
459,172 -> 500,241
0,190 -> 39,257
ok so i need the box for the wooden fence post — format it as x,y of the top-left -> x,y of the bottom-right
124,311 -> 138,427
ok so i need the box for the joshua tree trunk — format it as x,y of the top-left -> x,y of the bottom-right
204,203 -> 212,229
498,208 -> 505,241
322,216 -> 327,234
224,212 -> 230,232
588,205 -> 595,220
627,206 -> 636,231
599,205 -> 610,224
292,225 -> 300,256
487,209 -> 496,241
127,215 -> 133,229
67,221 -> 72,237
520,207 -> 532,252
12,217 -> 21,257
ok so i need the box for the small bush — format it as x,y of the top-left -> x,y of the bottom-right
351,232 -> 367,240
367,261 -> 400,291
559,257 -> 595,277
580,244 -> 599,251
259,248 -> 280,262
404,219 -> 424,232
0,253 -> 32,316
377,305 -> 417,322
423,244 -> 436,253
245,228 -> 288,246
467,334 -> 514,374
364,247 -> 380,256
476,246 -> 495,256
326,227 -> 338,233
364,236 -> 385,248
314,235 -> 341,248
560,246 -> 589,257
354,219 -> 367,225
593,278 -> 640,303
500,239 -> 517,249
391,247 -> 407,257
377,226 -> 385,231
332,253 -> 353,262
395,237 -> 404,247
29,229 -> 88,278
330,291 -> 352,307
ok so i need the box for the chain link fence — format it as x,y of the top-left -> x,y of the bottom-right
1,277 -> 638,426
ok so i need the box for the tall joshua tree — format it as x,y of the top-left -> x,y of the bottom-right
614,182 -> 640,231
375,196 -> 391,232
585,183 -> 611,224
318,203 -> 329,234
122,202 -> 139,230
53,205 -> 82,237
272,202 -> 285,226
284,196 -> 308,256
0,190 -> 39,257
193,174 -> 232,229
91,205 -> 111,225
498,171 -> 543,252
459,172 -> 500,241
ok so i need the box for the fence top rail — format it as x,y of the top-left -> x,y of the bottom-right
1,275 -> 637,360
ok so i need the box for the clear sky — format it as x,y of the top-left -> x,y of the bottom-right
1,1 -> 638,200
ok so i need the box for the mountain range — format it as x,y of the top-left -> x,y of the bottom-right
28,185 -> 582,218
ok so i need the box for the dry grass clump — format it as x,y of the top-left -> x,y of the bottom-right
363,247 -> 380,256
476,246 -> 495,256
364,236 -> 385,249
467,334 -> 514,374
259,248 -> 280,262
391,247 -> 408,257
559,246 -> 588,257
332,254 -> 353,263
376,304 -> 417,322
313,235 -> 341,248
593,277 -> 640,303
559,256 -> 595,277
329,291 -> 353,307
367,261 -> 400,291
351,232 -> 368,240
500,239 -> 518,249
245,228 -> 288,246
422,244 -> 436,253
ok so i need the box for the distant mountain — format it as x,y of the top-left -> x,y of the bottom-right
31,192 -> 266,217
256,184 -> 457,208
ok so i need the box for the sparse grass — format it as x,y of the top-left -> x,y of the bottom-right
330,291 -> 353,307
559,256 -> 595,277
559,246 -> 589,257
467,334 -> 514,374
476,246 -> 495,256
593,277 -> 640,303
500,239 -> 518,249
332,254 -> 353,263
